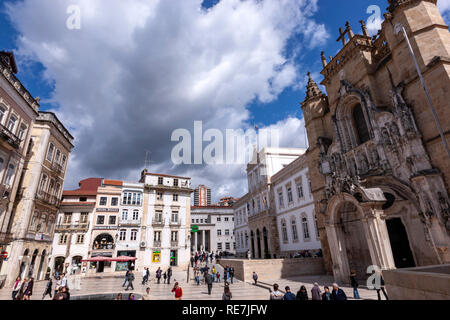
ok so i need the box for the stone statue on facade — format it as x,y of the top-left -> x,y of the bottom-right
438,192 -> 450,230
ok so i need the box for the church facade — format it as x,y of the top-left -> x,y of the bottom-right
302,0 -> 450,283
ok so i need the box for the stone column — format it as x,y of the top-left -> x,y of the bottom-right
360,203 -> 396,271
201,230 -> 205,251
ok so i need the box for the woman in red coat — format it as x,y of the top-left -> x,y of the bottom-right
172,282 -> 183,300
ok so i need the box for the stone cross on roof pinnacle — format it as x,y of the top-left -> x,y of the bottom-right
305,72 -> 322,100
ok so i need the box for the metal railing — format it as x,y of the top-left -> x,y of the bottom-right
153,240 -> 161,247
0,123 -> 21,149
51,162 -> 64,174
118,218 -> 142,226
55,223 -> 89,232
36,191 -> 61,206
152,217 -> 164,226
170,241 -> 179,247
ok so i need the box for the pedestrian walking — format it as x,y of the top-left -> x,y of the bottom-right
283,286 -> 296,300
322,286 -> 332,300
195,269 -> 201,285
190,256 -> 195,268
230,267 -> 235,284
222,285 -> 232,300
42,277 -> 53,300
296,285 -> 308,300
350,270 -> 360,299
331,283 -> 347,301
125,270 -> 135,291
172,282 -> 183,300
163,272 -> 167,284
11,276 -> 22,300
122,269 -> 130,287
376,272 -> 389,300
216,270 -> 221,283
252,272 -> 258,285
167,267 -> 172,285
142,268 -> 148,285
205,271 -> 214,295
270,284 -> 284,300
16,278 -> 27,300
60,273 -> 68,289
211,266 -> 216,282
156,267 -> 162,284
311,282 -> 322,301
23,277 -> 34,300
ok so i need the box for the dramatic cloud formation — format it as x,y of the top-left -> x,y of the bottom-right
6,0 -> 327,201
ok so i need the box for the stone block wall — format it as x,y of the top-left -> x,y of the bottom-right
383,264 -> 450,300
218,258 -> 325,282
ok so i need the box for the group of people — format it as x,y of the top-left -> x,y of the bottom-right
11,272 -> 71,300
268,270 -> 389,301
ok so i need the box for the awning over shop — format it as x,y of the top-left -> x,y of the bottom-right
81,256 -> 137,262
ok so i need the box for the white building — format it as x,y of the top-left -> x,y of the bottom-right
190,204 -> 235,254
116,182 -> 144,271
271,155 -> 321,257
233,194 -> 250,258
234,147 -> 307,259
139,170 -> 192,269
49,178 -> 101,275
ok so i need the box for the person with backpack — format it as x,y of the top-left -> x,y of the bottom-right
125,270 -> 135,290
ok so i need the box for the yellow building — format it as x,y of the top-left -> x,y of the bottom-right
0,111 -> 73,285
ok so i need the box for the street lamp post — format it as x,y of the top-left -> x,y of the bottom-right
394,23 -> 450,161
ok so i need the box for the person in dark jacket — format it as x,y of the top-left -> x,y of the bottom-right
229,267 -> 234,284
205,271 -> 214,295
167,267 -> 172,285
252,272 -> 258,285
156,267 -> 162,284
296,285 -> 309,300
23,277 -> 34,300
125,270 -> 135,290
350,270 -> 360,299
190,256 -> 195,268
322,286 -> 332,301
283,286 -> 296,300
11,276 -> 22,300
331,283 -> 347,300
42,278 -> 53,300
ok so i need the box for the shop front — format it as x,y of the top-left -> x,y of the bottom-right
116,251 -> 136,271
82,256 -> 137,274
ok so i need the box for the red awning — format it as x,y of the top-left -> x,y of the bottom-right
81,256 -> 137,262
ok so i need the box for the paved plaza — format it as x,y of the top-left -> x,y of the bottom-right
0,263 -> 382,300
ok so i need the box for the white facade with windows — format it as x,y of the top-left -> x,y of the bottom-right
233,194 -> 250,258
271,155 -> 321,256
116,182 -> 143,266
139,170 -> 192,269
190,205 -> 235,254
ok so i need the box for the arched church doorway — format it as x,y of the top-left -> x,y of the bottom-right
386,218 -> 415,268
337,201 -> 372,280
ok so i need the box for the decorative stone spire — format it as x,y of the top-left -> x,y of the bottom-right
321,51 -> 327,68
359,20 -> 370,37
305,72 -> 323,100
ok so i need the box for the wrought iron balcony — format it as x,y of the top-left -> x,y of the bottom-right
152,217 -> 164,226
51,162 -> 64,174
55,223 -> 89,232
36,191 -> 61,207
118,218 -> 142,226
0,123 -> 20,150
153,240 -> 161,247
169,219 -> 181,226
170,241 -> 179,247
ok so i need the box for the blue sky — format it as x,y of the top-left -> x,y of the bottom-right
1,0 -> 448,199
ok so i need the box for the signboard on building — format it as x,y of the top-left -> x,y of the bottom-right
192,225 -> 199,233
152,251 -> 161,263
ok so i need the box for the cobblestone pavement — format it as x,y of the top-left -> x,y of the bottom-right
0,263 -> 382,300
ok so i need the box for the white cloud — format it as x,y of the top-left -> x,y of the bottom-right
6,0 -> 321,201
437,0 -> 450,25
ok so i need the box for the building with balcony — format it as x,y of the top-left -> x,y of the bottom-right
193,184 -> 211,206
0,51 -> 39,281
0,110 -> 73,285
49,178 -> 100,276
140,169 -> 193,269
115,181 -> 143,271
